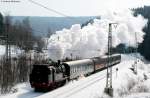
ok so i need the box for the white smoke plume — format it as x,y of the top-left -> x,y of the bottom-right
47,9 -> 147,61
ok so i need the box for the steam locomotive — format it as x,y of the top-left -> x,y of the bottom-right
29,54 -> 121,91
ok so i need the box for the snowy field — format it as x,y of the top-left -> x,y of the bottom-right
0,83 -> 44,98
1,54 -> 150,98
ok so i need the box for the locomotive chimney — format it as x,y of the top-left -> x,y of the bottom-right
57,60 -> 61,65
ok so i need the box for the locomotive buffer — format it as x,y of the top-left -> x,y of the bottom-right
104,23 -> 117,96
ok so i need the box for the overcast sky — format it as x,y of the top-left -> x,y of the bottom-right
0,0 -> 150,16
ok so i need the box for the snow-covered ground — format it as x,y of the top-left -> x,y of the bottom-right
0,83 -> 44,98
0,45 -> 23,58
1,54 -> 150,98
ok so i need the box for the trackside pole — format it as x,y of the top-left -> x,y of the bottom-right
104,23 -> 117,97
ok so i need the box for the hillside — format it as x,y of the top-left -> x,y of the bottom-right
134,6 -> 150,61
12,16 -> 95,36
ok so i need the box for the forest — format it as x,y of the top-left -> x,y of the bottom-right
0,14 -> 45,94
134,6 -> 150,61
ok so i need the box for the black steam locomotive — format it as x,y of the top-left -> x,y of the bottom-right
29,54 -> 121,91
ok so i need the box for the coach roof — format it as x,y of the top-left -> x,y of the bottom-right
62,59 -> 94,67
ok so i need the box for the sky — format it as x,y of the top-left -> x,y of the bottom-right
0,0 -> 150,16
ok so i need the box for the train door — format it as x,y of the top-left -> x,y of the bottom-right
48,68 -> 55,82
48,68 -> 53,83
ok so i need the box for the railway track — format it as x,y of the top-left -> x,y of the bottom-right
34,71 -> 104,98
58,74 -> 106,98
36,68 -> 109,98
55,69 -> 120,98
54,72 -> 106,97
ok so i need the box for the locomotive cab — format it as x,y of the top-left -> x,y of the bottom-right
30,63 -> 66,91
30,64 -> 53,90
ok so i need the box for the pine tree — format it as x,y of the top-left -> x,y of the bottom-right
0,13 -> 4,35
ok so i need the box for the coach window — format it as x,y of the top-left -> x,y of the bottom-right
73,67 -> 75,73
75,66 -> 77,72
72,67 -> 73,73
77,66 -> 79,72
84,65 -> 86,71
86,65 -> 88,71
90,64 -> 92,70
87,65 -> 89,72
73,67 -> 74,73
87,64 -> 89,70
83,65 -> 84,71
74,66 -> 76,73
80,66 -> 82,72
80,65 -> 84,72
74,66 -> 76,72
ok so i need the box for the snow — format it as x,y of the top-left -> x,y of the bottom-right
0,45 -> 23,58
0,83 -> 44,98
35,54 -> 150,98
0,45 -> 5,56
1,54 -> 150,98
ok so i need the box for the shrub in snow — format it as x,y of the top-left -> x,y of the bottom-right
126,75 -> 137,92
131,80 -> 150,93
11,88 -> 18,93
138,63 -> 145,70
113,68 -> 146,97
116,85 -> 129,97
115,74 -> 138,97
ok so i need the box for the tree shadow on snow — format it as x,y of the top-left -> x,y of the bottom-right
17,90 -> 44,98
16,83 -> 45,98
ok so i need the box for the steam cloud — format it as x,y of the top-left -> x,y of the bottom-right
47,9 -> 147,61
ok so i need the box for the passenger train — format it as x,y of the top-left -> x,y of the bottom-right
29,54 -> 121,91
